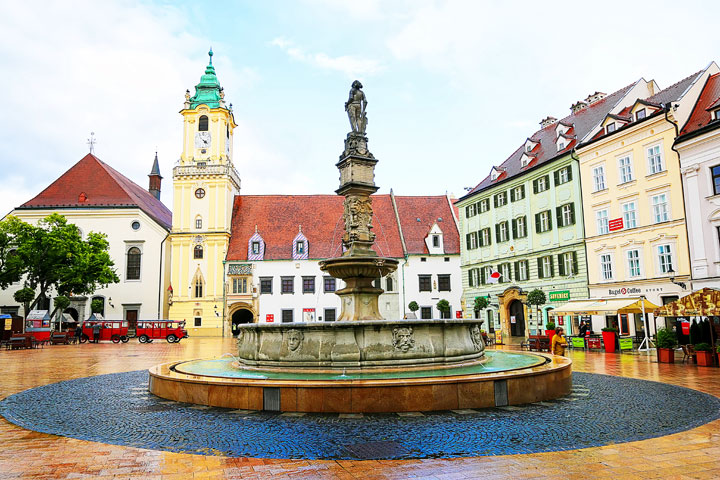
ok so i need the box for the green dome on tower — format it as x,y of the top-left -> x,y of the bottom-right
188,48 -> 224,109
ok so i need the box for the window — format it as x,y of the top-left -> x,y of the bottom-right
513,216 -> 527,238
91,296 -> 105,316
323,276 -> 336,293
195,188 -> 205,199
194,316 -> 202,327
496,221 -> 509,242
658,245 -> 673,273
510,185 -> 525,202
622,201 -> 637,229
418,275 -> 432,292
478,199 -> 490,213
554,166 -> 572,185
618,156 -> 633,183
533,175 -> 550,193
199,115 -> 209,131
647,145 -> 664,174
480,228 -> 492,246
715,110 -> 720,121
126,247 -> 141,280
494,192 -> 507,208
260,277 -> 273,294
420,307 -> 432,319
712,165 -> 720,195
515,260 -> 529,281
538,256 -> 553,278
195,217 -> 202,229
558,252 -> 577,276
194,277 -> 203,298
627,249 -> 641,277
652,194 -> 669,223
131,221 -> 140,231
432,235 -> 440,247
593,165 -> 606,191
302,276 -> 315,294
465,203 -> 477,218
281,276 -> 294,294
557,203 -> 575,227
558,142 -> 565,151
251,241 -> 260,254
194,245 -> 203,259
606,122 -> 616,134
324,308 -> 336,322
468,268 -> 479,287
481,266 -> 493,285
536,210 -> 552,233
466,231 -> 478,250
596,209 -> 609,235
296,241 -> 305,254
232,277 -> 248,294
600,254 -> 613,280
281,309 -> 293,323
636,108 -> 646,120
386,276 -> 394,292
499,263 -> 511,283
438,274 -> 451,291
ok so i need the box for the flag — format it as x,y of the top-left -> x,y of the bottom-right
488,269 -> 501,284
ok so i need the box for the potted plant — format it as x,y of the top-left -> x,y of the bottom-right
717,344 -> 720,366
526,289 -> 546,334
436,299 -> 451,319
545,321 -> 556,343
601,327 -> 618,353
473,296 -> 489,317
694,343 -> 715,367
655,327 -> 677,363
407,301 -> 419,319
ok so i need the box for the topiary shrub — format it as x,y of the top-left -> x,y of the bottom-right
656,327 -> 677,349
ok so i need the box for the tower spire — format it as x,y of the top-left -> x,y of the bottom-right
186,48 -> 223,109
148,151 -> 163,200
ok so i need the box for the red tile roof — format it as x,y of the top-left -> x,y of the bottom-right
679,73 -> 720,136
18,153 -> 172,229
226,194 -> 459,261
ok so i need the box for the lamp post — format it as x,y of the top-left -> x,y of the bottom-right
667,267 -> 686,290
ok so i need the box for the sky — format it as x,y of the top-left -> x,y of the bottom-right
1,0 -> 719,215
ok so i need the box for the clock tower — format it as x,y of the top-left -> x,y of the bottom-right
168,49 -> 240,336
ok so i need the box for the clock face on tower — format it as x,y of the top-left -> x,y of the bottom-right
195,131 -> 211,149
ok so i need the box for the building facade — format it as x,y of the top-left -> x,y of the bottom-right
576,63 -> 718,336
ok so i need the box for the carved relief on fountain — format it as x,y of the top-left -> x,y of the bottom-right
342,195 -> 375,247
392,326 -> 415,353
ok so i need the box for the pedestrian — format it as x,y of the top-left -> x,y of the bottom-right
92,323 -> 101,343
75,323 -> 83,344
579,321 -> 588,336
552,327 -> 567,356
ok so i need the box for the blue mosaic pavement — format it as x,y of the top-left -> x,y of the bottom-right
1,371 -> 719,459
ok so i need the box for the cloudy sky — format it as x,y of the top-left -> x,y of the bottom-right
1,0 -> 719,214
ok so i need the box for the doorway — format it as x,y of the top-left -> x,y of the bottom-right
64,308 -> 79,322
508,300 -> 525,337
231,309 -> 254,335
125,309 -> 138,336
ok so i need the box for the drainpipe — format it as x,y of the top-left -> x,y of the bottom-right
664,104 -> 693,293
569,144 -> 589,335
157,232 -> 169,319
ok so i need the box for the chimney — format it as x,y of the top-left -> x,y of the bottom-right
539,116 -> 557,128
570,101 -> 588,113
584,91 -> 606,105
148,152 -> 162,200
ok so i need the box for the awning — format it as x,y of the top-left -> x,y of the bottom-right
654,288 -> 720,317
551,297 -> 660,316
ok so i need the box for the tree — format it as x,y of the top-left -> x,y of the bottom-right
8,214 -> 119,314
13,287 -> 35,320
474,296 -> 489,313
91,298 -> 104,314
436,299 -> 451,319
526,289 -> 547,328
408,301 -> 419,313
0,216 -> 30,289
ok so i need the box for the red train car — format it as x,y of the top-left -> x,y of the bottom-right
136,320 -> 188,343
79,320 -> 130,343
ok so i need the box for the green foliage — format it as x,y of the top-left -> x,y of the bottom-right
6,214 -> 119,312
436,299 -> 451,313
656,327 -> 677,349
13,287 -> 35,304
408,301 -> 419,312
473,296 -> 489,312
0,216 -> 31,289
526,289 -> 546,307
91,298 -> 104,314
693,342 -> 713,352
601,327 -> 618,333
545,321 -> 556,330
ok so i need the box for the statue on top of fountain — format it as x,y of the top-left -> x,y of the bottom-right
345,80 -> 368,134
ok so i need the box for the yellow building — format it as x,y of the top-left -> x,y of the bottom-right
167,49 -> 240,336
577,64 -> 718,336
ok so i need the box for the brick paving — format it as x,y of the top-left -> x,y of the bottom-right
1,338 -> 719,478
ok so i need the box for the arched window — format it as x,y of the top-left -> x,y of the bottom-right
126,247 -> 141,280
194,245 -> 204,259
91,296 -> 105,316
194,277 -> 203,298
199,115 -> 209,131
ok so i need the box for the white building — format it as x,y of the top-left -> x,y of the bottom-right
223,192 -> 462,332
0,153 -> 172,327
676,71 -> 720,291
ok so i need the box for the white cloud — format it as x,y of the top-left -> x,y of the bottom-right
270,37 -> 383,78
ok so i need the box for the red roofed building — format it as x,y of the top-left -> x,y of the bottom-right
1,152 -> 172,325
223,192 -> 462,331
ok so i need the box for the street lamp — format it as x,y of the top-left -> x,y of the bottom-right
667,267 -> 686,290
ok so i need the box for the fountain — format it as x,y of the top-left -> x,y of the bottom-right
148,81 -> 571,412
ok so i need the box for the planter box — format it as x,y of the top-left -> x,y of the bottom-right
657,347 -> 675,363
602,331 -> 616,353
696,350 -> 714,367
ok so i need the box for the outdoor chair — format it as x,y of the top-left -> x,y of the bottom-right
681,344 -> 697,364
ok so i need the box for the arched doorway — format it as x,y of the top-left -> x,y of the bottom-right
64,308 -> 79,322
231,309 -> 254,336
508,300 -> 525,337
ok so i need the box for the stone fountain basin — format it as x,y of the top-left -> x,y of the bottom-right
319,256 -> 399,280
236,319 -> 485,370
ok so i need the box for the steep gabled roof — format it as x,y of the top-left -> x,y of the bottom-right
463,82 -> 636,198
17,153 -> 172,229
678,73 -> 720,137
393,196 -> 460,255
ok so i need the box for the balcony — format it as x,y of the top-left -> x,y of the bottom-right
173,163 -> 241,187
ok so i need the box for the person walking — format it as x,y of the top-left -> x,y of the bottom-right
75,323 -> 83,344
552,327 -> 567,356
92,323 -> 101,343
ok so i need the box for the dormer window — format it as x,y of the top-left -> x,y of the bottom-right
199,115 -> 209,131
296,241 -> 305,254
714,110 -> 720,121
636,109 -> 646,121
292,228 -> 309,260
432,235 -> 440,247
248,230 -> 265,260
526,144 -> 532,152
490,168 -> 501,181
251,241 -> 260,255
558,142 -> 565,151
606,122 -> 616,134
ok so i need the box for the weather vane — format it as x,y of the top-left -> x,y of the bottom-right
87,132 -> 96,154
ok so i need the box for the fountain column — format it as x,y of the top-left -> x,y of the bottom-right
320,80 -> 398,321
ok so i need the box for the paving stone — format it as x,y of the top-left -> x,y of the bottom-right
450,409 -> 478,415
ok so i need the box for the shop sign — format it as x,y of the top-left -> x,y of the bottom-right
266,314 -> 274,323
608,218 -> 624,231
618,337 -> 633,350
495,331 -> 503,345
580,315 -> 591,322
681,321 -> 690,335
302,308 -> 316,322
571,337 -> 586,348
549,290 -> 570,302
588,337 -> 603,350
606,286 -> 667,296
4,318 -> 11,330
455,310 -> 463,319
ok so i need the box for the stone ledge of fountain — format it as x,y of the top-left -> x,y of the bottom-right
236,319 -> 486,369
